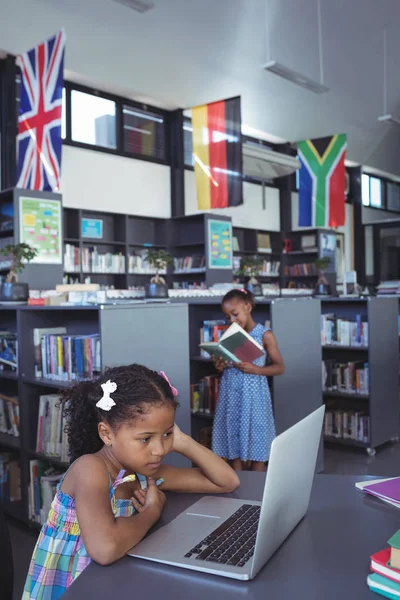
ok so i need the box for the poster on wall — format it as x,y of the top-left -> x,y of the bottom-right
19,197 -> 62,264
81,218 -> 103,239
207,219 -> 233,269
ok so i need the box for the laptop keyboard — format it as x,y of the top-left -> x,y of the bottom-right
184,504 -> 260,567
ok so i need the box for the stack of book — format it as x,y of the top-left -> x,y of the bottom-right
322,360 -> 369,395
0,394 -> 19,438
368,530 -> 400,598
64,244 -> 81,272
321,313 -> 368,346
34,327 -> 101,381
191,375 -> 220,415
284,263 -> 317,276
324,410 -> 369,443
36,394 -> 69,462
81,247 -> 125,274
28,460 -> 65,524
0,453 -> 21,502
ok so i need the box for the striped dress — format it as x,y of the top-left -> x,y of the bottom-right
23,468 -> 162,600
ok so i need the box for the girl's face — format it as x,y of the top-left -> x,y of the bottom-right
222,297 -> 252,329
104,403 -> 175,476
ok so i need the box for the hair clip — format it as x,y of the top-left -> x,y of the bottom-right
240,288 -> 248,294
160,371 -> 179,397
96,380 -> 117,411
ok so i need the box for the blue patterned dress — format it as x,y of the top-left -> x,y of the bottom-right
212,323 -> 276,462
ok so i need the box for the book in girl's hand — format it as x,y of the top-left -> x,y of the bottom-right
200,322 -> 265,363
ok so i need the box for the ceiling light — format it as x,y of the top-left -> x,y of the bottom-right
111,0 -> 155,13
262,61 -> 329,94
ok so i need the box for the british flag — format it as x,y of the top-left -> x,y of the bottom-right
17,29 -> 66,191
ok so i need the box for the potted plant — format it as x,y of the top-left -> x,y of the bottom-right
238,256 -> 263,296
144,248 -> 173,298
314,256 -> 331,296
0,242 -> 38,302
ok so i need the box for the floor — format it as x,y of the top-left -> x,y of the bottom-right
9,441 -> 400,600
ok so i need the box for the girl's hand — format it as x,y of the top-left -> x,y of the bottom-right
235,362 -> 260,375
131,477 -> 166,518
171,423 -> 189,454
212,355 -> 228,372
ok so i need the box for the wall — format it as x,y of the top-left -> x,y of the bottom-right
291,192 -> 354,272
61,146 -> 171,218
362,206 -> 400,224
184,169 -> 280,231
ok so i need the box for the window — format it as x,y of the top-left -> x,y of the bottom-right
387,182 -> 400,212
71,90 -> 116,149
362,173 -> 370,206
370,177 -> 382,208
183,118 -> 194,167
122,106 -> 165,160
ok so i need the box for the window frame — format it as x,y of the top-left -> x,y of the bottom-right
63,80 -> 170,166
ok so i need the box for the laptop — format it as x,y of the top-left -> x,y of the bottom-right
129,405 -> 325,581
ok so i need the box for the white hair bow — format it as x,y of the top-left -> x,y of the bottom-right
96,380 -> 117,411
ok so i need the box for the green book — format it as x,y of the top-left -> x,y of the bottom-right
368,573 -> 400,599
199,322 -> 265,364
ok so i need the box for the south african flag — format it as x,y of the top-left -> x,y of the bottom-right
298,134 -> 347,228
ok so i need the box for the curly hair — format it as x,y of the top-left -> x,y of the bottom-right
63,364 -> 178,463
221,288 -> 255,309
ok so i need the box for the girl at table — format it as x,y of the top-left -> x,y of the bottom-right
23,364 -> 239,600
212,289 -> 285,472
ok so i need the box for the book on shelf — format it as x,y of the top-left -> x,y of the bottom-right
200,320 -> 228,358
191,375 -> 220,414
34,327 -> 67,378
34,330 -> 101,381
0,394 -> 19,437
28,460 -> 65,524
322,360 -> 369,395
36,394 -> 69,462
0,331 -> 18,371
200,322 -> 265,364
324,409 -> 369,443
257,233 -> 271,253
64,244 -> 81,273
0,452 -> 21,502
321,313 -> 368,346
174,255 -> 205,272
283,263 -> 317,276
81,247 -> 125,274
232,236 -> 240,252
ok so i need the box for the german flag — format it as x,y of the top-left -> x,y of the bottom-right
192,96 -> 243,210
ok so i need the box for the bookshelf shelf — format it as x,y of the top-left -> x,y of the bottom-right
0,370 -> 18,380
64,238 -> 80,244
29,451 -> 69,470
322,345 -> 368,351
286,249 -> 318,255
21,377 -> 73,390
191,356 -> 213,363
323,391 -> 369,400
282,274 -> 317,278
324,436 -> 368,448
0,432 -> 20,450
191,412 -> 214,421
81,240 -> 126,247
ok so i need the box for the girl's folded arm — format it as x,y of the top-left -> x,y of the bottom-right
73,456 -> 160,565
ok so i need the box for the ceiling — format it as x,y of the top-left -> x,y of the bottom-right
2,0 -> 400,174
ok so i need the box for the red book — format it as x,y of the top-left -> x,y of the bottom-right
371,548 -> 400,583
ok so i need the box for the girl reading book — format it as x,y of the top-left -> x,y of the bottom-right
212,289 -> 285,472
23,364 -> 239,599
